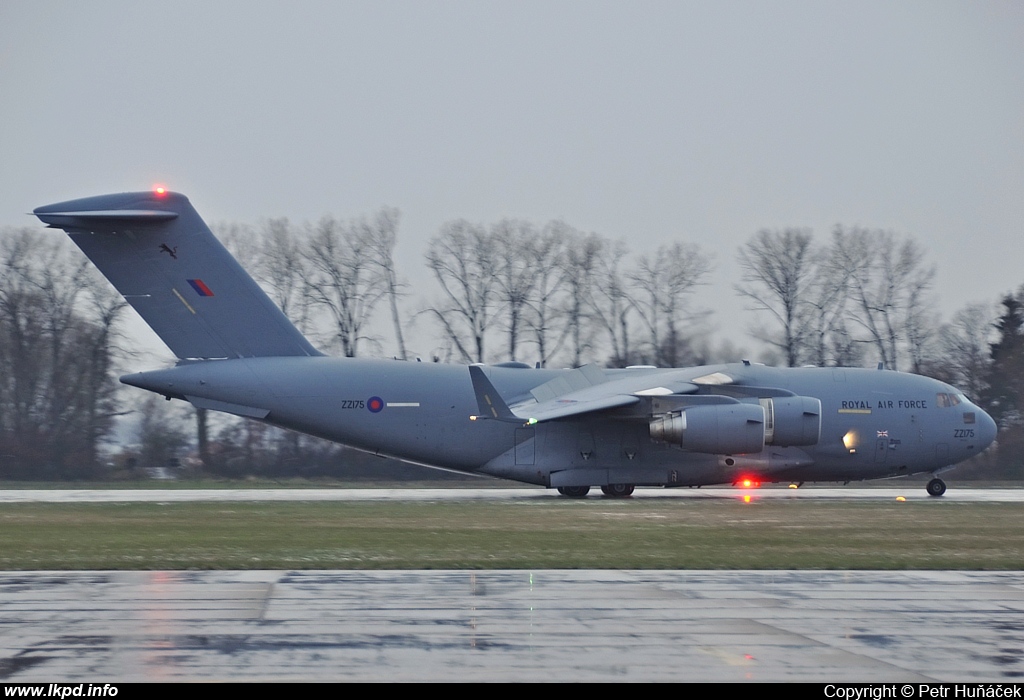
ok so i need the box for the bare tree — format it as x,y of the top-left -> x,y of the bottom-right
0,228 -> 125,477
523,222 -> 571,367
223,210 -> 403,359
425,220 -> 498,363
932,302 -> 996,401
830,226 -> 936,371
491,219 -> 539,362
213,221 -> 259,271
218,218 -> 316,336
629,242 -> 711,367
735,228 -> 815,367
559,229 -> 604,368
591,239 -> 637,367
803,244 -> 852,367
904,276 -> 940,374
303,216 -> 383,357
77,272 -> 128,467
360,208 -> 407,360
256,218 -> 314,334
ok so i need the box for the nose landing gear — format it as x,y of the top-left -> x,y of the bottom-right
926,478 -> 947,497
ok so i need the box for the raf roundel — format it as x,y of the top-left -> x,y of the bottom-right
367,396 -> 384,413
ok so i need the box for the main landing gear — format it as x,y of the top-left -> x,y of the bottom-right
601,484 -> 635,497
926,478 -> 947,497
556,484 -> 636,498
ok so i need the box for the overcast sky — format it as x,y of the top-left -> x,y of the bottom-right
2,1 -> 1022,365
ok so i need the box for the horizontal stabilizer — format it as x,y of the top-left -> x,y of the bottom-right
35,209 -> 179,227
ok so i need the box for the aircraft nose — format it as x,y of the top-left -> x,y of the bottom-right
977,408 -> 998,451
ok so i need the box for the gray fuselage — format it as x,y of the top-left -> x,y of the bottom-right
122,358 -> 996,489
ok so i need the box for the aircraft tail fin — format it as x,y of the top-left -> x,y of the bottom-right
34,190 -> 321,360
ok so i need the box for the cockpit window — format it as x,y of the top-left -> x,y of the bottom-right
936,393 -> 962,408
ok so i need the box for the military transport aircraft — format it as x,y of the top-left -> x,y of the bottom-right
34,190 -> 997,497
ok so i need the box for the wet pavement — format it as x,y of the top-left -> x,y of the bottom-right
0,569 -> 1023,682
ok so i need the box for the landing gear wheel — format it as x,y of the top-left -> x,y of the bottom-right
601,483 -> 636,497
926,478 -> 947,497
557,486 -> 591,498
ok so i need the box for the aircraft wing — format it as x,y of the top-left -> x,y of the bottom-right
513,391 -> 642,424
469,365 -> 701,424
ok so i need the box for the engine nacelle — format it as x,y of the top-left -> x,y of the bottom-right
759,396 -> 821,446
649,403 -> 765,454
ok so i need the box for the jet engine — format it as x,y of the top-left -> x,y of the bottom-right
759,396 -> 821,447
649,404 -> 766,454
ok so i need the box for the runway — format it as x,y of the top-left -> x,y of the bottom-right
0,569 -> 1023,682
0,488 -> 1021,682
1,486 -> 1023,502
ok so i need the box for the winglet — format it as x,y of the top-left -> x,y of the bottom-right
468,366 -> 521,422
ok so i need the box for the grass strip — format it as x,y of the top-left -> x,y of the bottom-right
0,499 -> 1020,570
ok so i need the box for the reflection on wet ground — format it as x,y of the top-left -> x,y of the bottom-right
0,570 -> 1022,682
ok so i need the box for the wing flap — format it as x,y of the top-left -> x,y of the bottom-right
518,393 -> 640,423
646,394 -> 740,412
529,364 -> 607,402
470,365 -> 639,423
470,365 -> 713,424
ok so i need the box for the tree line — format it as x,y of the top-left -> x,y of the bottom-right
1,210 -> 1022,479
0,230 -> 124,478
217,213 -> 715,369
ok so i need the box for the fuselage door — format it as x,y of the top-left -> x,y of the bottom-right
875,438 -> 888,464
515,428 -> 535,465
